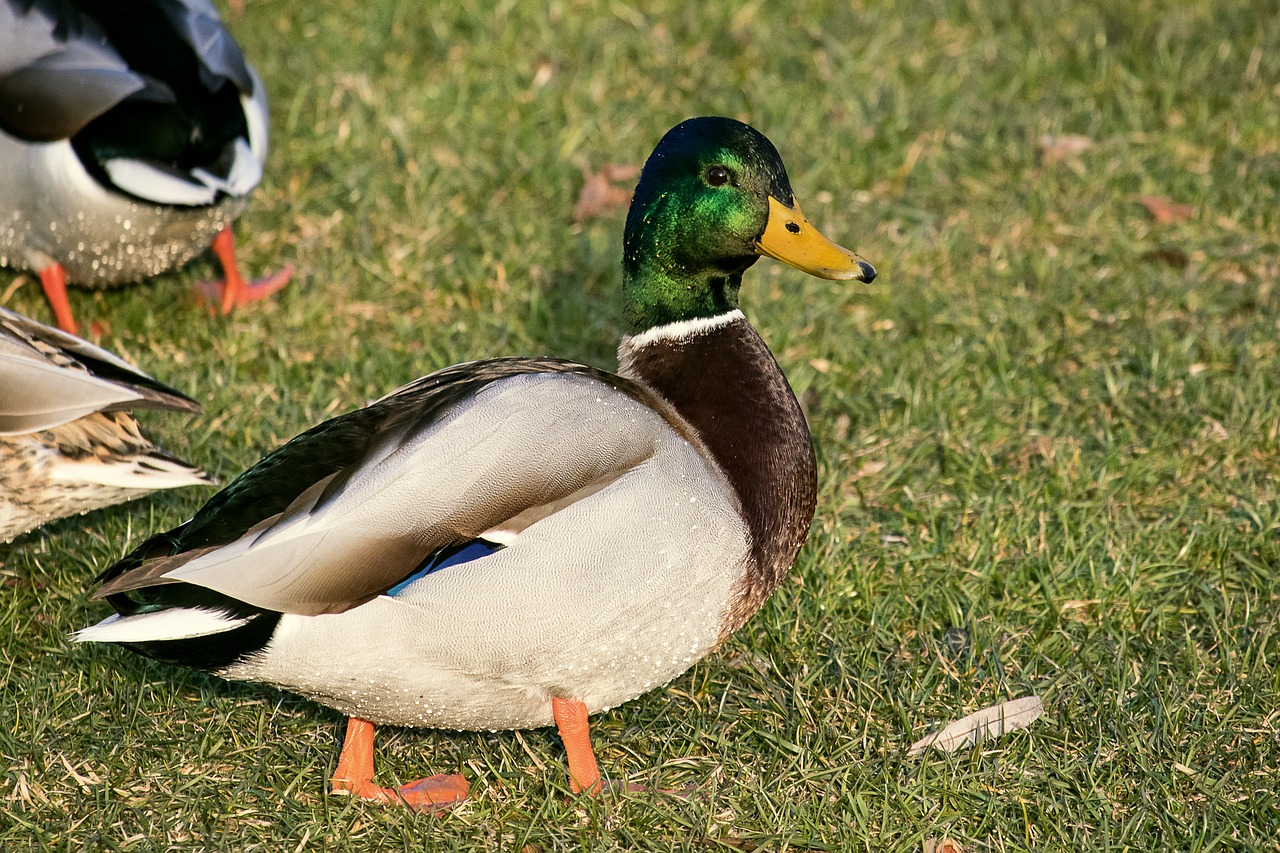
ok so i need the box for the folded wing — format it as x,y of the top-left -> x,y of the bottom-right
96,359 -> 682,616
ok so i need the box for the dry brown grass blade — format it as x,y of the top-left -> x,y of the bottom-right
1038,134 -> 1093,165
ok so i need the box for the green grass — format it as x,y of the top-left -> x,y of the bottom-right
3,0 -> 1279,848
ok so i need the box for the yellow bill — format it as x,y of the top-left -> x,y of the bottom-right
756,196 -> 876,282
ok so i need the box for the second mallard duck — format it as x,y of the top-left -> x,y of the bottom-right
0,0 -> 291,333
78,116 -> 876,807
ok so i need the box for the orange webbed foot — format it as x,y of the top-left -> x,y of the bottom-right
193,227 -> 293,315
330,717 -> 469,812
332,772 -> 470,812
393,774 -> 471,810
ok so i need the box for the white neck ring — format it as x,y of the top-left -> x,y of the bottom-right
623,310 -> 745,349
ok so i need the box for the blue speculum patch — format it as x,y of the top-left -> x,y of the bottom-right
387,539 -> 502,596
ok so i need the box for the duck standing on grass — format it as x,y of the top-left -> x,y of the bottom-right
77,117 -> 876,808
0,0 -> 292,334
0,307 -> 211,543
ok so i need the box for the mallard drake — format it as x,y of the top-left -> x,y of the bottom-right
1,306 -> 212,543
0,0 -> 291,334
77,117 -> 876,807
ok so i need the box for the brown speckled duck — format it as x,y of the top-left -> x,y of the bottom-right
0,0 -> 291,333
0,306 -> 211,543
77,117 -> 876,808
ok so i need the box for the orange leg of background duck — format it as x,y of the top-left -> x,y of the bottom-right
37,264 -> 76,334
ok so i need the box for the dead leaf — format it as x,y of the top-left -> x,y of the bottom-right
856,460 -> 888,478
1038,134 -> 1093,165
1137,195 -> 1195,223
432,146 -> 461,169
343,301 -> 384,319
59,754 -> 101,788
1139,246 -> 1190,268
530,61 -> 553,90
1015,434 -> 1058,467
603,163 -> 640,182
1201,417 -> 1229,442
1060,599 -> 1100,613
908,695 -> 1044,756
833,413 -> 851,442
924,839 -> 964,853
572,164 -> 640,222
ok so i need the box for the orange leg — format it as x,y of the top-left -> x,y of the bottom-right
196,227 -> 293,315
330,717 -> 469,811
37,264 -> 77,334
551,698 -> 693,798
552,697 -> 603,795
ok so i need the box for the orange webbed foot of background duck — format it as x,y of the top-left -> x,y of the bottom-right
194,227 -> 293,316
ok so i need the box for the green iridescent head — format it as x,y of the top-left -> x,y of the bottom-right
621,116 -> 875,335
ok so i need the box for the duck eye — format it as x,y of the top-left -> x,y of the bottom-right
705,166 -> 731,187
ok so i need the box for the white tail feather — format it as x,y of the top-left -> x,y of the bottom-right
241,89 -> 270,164
102,158 -> 218,206
106,134 -> 261,206
50,456 -> 210,490
75,608 -> 251,644
191,138 -> 262,198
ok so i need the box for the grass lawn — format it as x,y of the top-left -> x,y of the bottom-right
3,0 -> 1279,849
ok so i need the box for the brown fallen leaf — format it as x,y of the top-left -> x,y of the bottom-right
908,695 -> 1044,756
572,163 -> 641,223
602,163 -> 641,183
1038,133 -> 1093,165
1137,195 -> 1195,223
924,839 -> 964,853
1139,246 -> 1190,268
